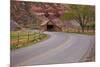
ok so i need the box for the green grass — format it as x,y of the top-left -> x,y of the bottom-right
64,28 -> 95,35
10,31 -> 48,50
76,32 -> 95,35
66,31 -> 95,35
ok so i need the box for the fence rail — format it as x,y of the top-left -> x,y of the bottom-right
10,32 -> 47,49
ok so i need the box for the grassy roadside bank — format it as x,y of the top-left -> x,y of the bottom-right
65,32 -> 95,35
10,31 -> 49,50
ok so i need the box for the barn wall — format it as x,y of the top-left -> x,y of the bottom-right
40,25 -> 62,32
54,26 -> 62,32
40,25 -> 47,31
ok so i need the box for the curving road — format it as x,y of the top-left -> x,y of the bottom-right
11,32 -> 95,67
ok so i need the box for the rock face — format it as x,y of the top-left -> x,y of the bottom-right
11,1 -> 79,31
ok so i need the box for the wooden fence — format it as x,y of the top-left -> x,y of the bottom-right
11,32 -> 42,47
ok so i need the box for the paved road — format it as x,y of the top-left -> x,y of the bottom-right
11,32 -> 95,67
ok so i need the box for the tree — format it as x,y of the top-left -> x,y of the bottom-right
61,5 -> 95,32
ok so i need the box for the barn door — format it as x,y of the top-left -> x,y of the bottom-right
47,25 -> 54,31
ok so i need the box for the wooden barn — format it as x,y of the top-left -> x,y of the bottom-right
30,3 -> 67,31
40,20 -> 62,31
30,3 -> 80,32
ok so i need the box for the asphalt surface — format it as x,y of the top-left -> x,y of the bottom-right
11,32 -> 95,67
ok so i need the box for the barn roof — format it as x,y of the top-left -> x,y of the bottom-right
40,20 -> 49,26
40,18 -> 64,28
40,18 -> 80,29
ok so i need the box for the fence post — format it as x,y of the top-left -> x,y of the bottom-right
27,32 -> 30,43
17,32 -> 20,47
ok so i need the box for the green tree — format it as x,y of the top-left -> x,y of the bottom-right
61,5 -> 95,32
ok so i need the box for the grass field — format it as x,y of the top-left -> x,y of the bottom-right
10,31 -> 48,50
66,31 -> 95,35
64,29 -> 95,35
